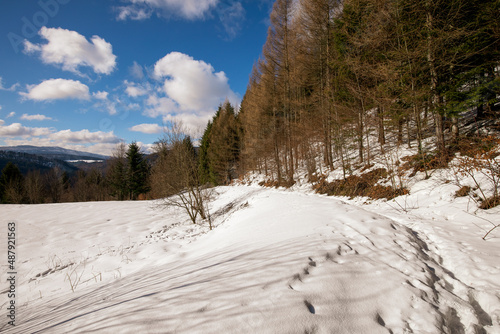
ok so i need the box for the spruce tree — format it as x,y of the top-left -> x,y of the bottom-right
199,101 -> 241,185
199,120 -> 214,185
126,142 -> 150,200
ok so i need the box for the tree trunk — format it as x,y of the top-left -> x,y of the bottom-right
451,115 -> 459,143
434,111 -> 446,154
377,106 -> 385,145
426,0 -> 446,155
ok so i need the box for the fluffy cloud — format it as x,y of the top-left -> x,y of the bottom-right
7,112 -> 16,118
20,114 -> 53,121
129,123 -> 163,134
21,79 -> 90,101
116,1 -> 246,39
50,129 -> 120,144
127,52 -> 240,135
154,52 -> 239,112
117,0 -> 218,20
0,121 -> 118,143
0,122 -> 52,137
24,27 -> 116,75
93,91 -> 109,100
144,94 -> 178,118
161,112 -> 211,138
143,94 -> 212,136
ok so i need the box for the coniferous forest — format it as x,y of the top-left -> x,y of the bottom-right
237,0 -> 499,186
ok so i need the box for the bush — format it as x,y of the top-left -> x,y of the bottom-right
402,152 -> 451,176
313,168 -> 407,200
479,196 -> 500,210
452,135 -> 500,210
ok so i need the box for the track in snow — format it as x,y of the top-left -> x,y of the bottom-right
1,186 -> 497,333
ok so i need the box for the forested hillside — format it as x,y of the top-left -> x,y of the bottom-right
2,0 -> 498,207
235,0 -> 499,185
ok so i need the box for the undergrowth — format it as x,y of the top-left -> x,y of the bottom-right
451,135 -> 500,210
313,168 -> 408,200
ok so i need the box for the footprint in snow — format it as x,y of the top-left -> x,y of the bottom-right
304,300 -> 315,314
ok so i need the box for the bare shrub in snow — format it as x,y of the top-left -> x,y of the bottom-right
452,136 -> 500,210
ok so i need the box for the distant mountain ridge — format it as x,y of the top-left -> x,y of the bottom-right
0,150 -> 79,175
0,145 -> 109,161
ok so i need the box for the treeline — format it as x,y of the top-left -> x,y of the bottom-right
237,0 -> 499,185
0,102 -> 242,205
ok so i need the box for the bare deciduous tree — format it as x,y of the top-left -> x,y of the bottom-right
151,121 -> 214,229
25,170 -> 44,204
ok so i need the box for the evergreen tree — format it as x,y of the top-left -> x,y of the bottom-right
126,142 -> 150,200
199,101 -> 241,185
107,143 -> 128,200
199,120 -> 214,184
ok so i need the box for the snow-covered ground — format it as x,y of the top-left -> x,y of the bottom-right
1,175 -> 500,333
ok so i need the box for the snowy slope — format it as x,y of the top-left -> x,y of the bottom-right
1,185 -> 499,333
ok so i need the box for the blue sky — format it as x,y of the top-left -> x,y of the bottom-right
0,0 -> 273,155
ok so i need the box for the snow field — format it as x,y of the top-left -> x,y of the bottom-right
1,183 -> 499,333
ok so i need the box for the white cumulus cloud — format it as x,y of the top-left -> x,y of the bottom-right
129,123 -> 163,134
21,79 -> 90,101
0,122 -> 52,137
144,94 -> 178,118
154,51 -> 239,112
24,27 -> 117,75
93,91 -> 109,100
50,129 -> 121,144
117,0 -> 218,20
161,112 -> 211,138
20,114 -> 53,121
